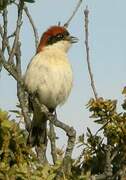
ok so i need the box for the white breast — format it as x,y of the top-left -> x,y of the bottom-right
24,46 -> 73,109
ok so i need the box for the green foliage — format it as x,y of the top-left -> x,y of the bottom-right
0,109 -> 63,180
0,109 -> 34,179
0,90 -> 126,179
75,95 -> 126,178
122,86 -> 126,110
87,97 -> 126,145
0,0 -> 9,10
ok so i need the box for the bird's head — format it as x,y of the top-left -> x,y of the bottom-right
37,25 -> 78,53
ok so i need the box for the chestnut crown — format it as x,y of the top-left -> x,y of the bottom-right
37,26 -> 77,53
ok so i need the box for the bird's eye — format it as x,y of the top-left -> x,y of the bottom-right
46,31 -> 69,45
47,34 -> 64,45
56,33 -> 64,40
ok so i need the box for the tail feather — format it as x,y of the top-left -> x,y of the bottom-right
27,120 -> 47,147
27,100 -> 47,147
27,96 -> 55,147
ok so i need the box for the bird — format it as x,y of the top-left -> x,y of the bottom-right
24,25 -> 78,147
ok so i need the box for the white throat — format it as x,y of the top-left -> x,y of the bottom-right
44,40 -> 72,53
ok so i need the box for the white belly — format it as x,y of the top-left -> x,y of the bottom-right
24,50 -> 73,108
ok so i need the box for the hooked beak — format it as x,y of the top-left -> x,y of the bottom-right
65,35 -> 78,43
70,36 -> 79,43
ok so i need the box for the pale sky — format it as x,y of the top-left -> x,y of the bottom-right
0,0 -> 126,158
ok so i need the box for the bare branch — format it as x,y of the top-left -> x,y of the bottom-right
24,5 -> 39,50
7,31 -> 16,39
0,24 -> 3,37
110,149 -> 118,162
0,48 -> 23,83
64,0 -> 83,28
35,146 -> 48,164
1,10 -> 11,55
49,121 -> 57,164
2,8 -> 8,52
0,25 -> 3,71
15,41 -> 31,131
84,7 -> 98,99
17,84 -> 31,131
15,41 -> 21,75
104,145 -> 112,179
8,1 -> 24,63
34,98 -> 76,175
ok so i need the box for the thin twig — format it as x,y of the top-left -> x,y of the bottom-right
104,145 -> 112,179
17,85 -> 31,131
0,25 -> 3,37
15,41 -> 21,75
0,48 -> 23,83
49,121 -> 57,164
110,149 -> 118,161
95,121 -> 109,136
64,0 -> 83,27
15,41 -> 31,131
24,5 -> 39,50
2,8 -> 8,52
13,2 -> 39,50
1,10 -> 11,55
7,31 -> 16,39
84,6 -> 98,99
0,25 -> 3,71
8,1 -> 24,63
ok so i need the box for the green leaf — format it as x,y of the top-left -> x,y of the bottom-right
94,118 -> 106,124
87,127 -> 92,136
78,134 -> 84,143
9,110 -> 20,114
0,0 -> 8,10
1,119 -> 11,128
47,173 -> 56,180
23,0 -> 35,3
122,87 -> 126,95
